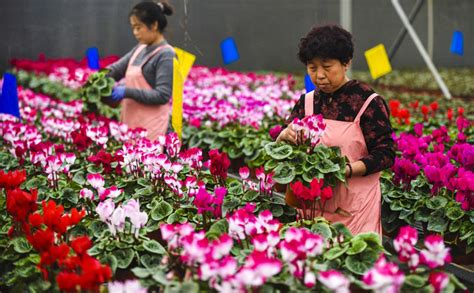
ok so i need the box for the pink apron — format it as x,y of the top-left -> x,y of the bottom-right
121,44 -> 174,141
305,90 -> 382,236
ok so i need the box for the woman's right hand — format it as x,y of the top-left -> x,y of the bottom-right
276,124 -> 297,144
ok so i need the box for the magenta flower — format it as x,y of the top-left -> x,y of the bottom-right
393,226 -> 419,269
420,235 -> 451,269
413,123 -> 424,137
428,271 -> 449,293
362,256 -> 405,293
318,270 -> 350,293
239,166 -> 250,179
269,125 -> 283,140
165,132 -> 181,158
392,158 -> 420,189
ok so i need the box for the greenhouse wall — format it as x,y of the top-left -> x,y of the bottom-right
0,0 -> 472,73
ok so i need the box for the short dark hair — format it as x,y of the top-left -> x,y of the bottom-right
129,1 -> 173,32
298,24 -> 354,65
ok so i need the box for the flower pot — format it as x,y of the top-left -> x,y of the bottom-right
274,183 -> 287,193
285,184 -> 301,208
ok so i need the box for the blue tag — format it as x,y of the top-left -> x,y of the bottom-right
304,73 -> 316,93
86,47 -> 101,70
0,73 -> 20,118
220,37 -> 240,65
450,31 -> 464,56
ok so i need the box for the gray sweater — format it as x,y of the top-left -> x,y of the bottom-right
107,40 -> 175,105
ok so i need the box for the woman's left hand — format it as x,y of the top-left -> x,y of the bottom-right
110,86 -> 126,102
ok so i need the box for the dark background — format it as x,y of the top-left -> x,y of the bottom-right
0,0 -> 472,74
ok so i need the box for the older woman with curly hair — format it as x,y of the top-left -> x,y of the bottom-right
277,24 -> 395,235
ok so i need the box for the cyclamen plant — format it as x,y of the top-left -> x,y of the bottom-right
2,169 -> 112,292
95,198 -> 148,238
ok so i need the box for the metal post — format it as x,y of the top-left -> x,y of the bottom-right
391,0 -> 452,99
427,0 -> 434,59
388,0 -> 425,61
340,0 -> 352,77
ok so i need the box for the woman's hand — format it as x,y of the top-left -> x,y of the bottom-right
276,124 -> 297,144
110,86 -> 126,102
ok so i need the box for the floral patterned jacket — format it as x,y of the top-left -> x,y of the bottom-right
286,80 -> 395,175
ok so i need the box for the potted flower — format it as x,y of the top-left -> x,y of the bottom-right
80,69 -> 119,118
257,115 -> 347,210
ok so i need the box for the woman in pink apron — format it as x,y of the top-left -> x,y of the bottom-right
106,1 -> 175,141
277,25 -> 395,236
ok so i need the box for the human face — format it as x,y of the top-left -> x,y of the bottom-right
129,15 -> 160,45
307,58 -> 351,94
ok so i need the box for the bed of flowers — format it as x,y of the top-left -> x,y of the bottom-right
382,99 -> 474,258
0,56 -> 472,291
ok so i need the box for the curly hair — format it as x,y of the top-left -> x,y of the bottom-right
298,24 -> 354,65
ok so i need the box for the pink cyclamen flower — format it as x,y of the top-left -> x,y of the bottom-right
79,188 -> 94,200
393,226 -> 418,263
318,270 -> 350,293
420,235 -> 451,269
87,173 -> 105,190
428,271 -> 449,293
304,271 -> 316,288
108,279 -> 147,293
95,199 -> 115,222
269,125 -> 283,140
239,167 -> 250,180
362,256 -> 405,293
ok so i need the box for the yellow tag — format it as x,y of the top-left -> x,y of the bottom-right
172,58 -> 184,139
364,44 -> 392,80
174,47 -> 196,81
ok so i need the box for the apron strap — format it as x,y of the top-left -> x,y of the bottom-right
354,93 -> 379,123
139,44 -> 174,68
304,90 -> 315,117
128,44 -> 147,67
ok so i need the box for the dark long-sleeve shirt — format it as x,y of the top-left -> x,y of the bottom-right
286,80 -> 395,175
107,40 -> 175,105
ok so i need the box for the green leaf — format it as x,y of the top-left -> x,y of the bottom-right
143,239 -> 167,255
446,207 -> 464,221
270,205 -> 284,217
88,245 -> 102,256
449,219 -> 462,233
345,248 -> 379,275
347,240 -> 368,255
72,171 -> 86,185
227,180 -> 244,195
404,274 -> 428,288
331,222 -> 353,239
132,267 -> 152,278
351,233 -> 382,247
152,271 -> 169,285
264,142 -> 293,160
264,159 -> 279,172
137,178 -> 150,187
414,208 -> 431,223
115,248 -> 135,269
151,201 -> 173,221
272,163 -> 296,184
315,159 -> 340,173
208,219 -> 229,237
311,223 -> 332,240
426,196 -> 448,210
324,245 -> 348,260
427,214 -> 448,233
140,254 -> 162,269
12,237 -> 32,254
243,190 -> 259,201
101,254 -> 118,273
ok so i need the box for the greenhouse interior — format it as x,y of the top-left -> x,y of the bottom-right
0,0 -> 473,292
